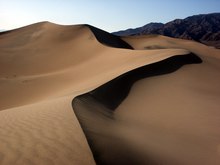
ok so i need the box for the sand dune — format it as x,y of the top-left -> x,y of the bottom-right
73,34 -> 220,164
122,34 -> 220,59
0,22 -> 220,164
0,22 -> 189,110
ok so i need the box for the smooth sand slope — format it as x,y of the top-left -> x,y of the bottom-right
0,22 -> 220,164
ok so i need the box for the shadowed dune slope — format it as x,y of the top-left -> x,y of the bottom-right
72,53 -> 202,164
86,25 -> 133,49
73,53 -> 202,110
72,34 -> 220,164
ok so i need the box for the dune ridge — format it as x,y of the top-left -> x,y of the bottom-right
72,53 -> 202,164
73,53 -> 202,110
0,22 -> 190,111
0,22 -> 220,165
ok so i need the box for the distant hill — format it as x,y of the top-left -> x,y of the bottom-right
113,13 -> 220,48
114,23 -> 163,36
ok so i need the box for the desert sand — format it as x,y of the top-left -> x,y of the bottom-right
0,22 -> 220,165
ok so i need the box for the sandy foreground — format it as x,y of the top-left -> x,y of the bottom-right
0,22 -> 220,164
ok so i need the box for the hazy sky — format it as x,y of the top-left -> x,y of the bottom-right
1,0 -> 220,32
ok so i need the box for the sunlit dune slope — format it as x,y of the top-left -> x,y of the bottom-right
0,22 -> 189,111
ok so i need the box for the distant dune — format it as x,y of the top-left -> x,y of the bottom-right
0,22 -> 220,165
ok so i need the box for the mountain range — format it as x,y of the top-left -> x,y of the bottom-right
113,13 -> 220,48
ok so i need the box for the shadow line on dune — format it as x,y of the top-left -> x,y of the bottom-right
0,30 -> 14,36
72,53 -> 202,165
86,25 -> 133,49
74,53 -> 202,110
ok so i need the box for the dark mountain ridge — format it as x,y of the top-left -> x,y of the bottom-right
113,13 -> 220,48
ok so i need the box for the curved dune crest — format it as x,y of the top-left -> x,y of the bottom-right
73,53 -> 202,110
0,22 -> 220,165
0,22 -> 190,110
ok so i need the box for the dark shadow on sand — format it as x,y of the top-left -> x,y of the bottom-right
86,25 -> 133,49
72,53 -> 202,165
75,53 -> 202,110
0,30 -> 14,36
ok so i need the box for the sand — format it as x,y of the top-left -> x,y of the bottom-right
0,22 -> 220,164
